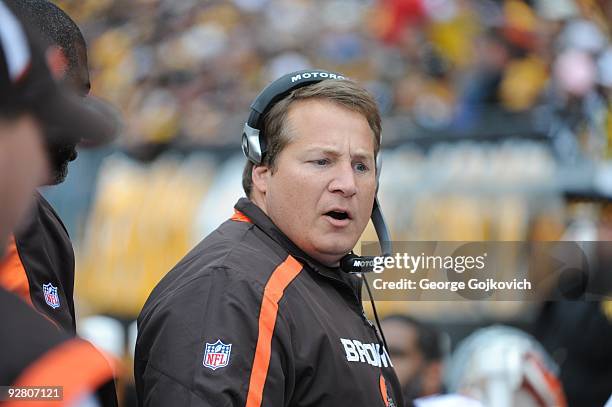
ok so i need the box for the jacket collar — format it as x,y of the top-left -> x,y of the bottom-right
234,197 -> 360,291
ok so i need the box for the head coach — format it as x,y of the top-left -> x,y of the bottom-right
135,70 -> 403,407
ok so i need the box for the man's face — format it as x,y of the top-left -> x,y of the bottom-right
45,43 -> 90,185
382,319 -> 427,400
0,115 -> 48,255
255,98 -> 377,266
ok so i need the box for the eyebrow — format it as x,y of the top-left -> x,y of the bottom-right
303,146 -> 374,162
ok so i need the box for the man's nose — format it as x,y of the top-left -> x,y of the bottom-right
328,162 -> 357,197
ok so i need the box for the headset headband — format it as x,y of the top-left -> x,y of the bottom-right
242,69 -> 346,165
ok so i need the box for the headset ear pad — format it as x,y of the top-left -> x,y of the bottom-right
241,123 -> 263,165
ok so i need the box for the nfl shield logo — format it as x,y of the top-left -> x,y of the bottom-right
203,340 -> 232,370
42,283 -> 60,309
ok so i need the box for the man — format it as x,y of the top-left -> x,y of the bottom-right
0,1 -> 116,404
0,11 -> 49,255
381,315 -> 444,405
136,71 -> 404,406
0,0 -> 117,333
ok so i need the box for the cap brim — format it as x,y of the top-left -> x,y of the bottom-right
79,95 -> 122,145
42,90 -> 121,146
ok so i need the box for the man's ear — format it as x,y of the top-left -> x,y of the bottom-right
45,46 -> 68,80
251,165 -> 271,195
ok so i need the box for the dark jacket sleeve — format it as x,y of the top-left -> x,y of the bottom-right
0,288 -> 117,406
135,266 -> 294,407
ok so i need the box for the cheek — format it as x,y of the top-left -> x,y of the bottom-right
271,167 -> 320,207
268,171 -> 326,238
357,181 -> 377,217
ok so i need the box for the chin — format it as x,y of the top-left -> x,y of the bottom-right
46,144 -> 77,185
47,162 -> 70,185
313,240 -> 355,265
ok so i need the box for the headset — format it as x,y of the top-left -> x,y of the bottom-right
241,69 -> 392,265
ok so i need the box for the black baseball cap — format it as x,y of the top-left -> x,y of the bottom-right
0,0 -> 115,144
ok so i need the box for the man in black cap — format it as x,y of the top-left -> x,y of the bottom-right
0,1 -> 116,404
0,0 -> 118,334
0,5 -> 50,255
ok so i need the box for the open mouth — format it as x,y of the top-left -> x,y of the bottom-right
325,210 -> 350,221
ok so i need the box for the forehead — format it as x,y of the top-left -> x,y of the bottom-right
284,99 -> 375,153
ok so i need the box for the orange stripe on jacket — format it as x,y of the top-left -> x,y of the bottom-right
0,235 -> 60,330
0,235 -> 33,307
6,339 -> 116,407
231,209 -> 252,223
245,255 -> 302,407
379,374 -> 390,406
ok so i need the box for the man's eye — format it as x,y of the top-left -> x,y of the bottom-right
355,163 -> 369,172
313,159 -> 329,166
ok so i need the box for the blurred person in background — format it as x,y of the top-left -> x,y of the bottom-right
535,299 -> 612,406
0,0 -> 118,334
533,214 -> 612,406
0,1 -> 116,405
381,315 -> 445,406
0,0 -> 119,405
444,325 -> 566,407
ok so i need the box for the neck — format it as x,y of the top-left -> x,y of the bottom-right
249,192 -> 267,216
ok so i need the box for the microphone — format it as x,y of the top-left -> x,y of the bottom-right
340,198 -> 391,274
340,253 -> 382,274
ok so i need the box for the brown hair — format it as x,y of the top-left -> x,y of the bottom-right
242,79 -> 381,197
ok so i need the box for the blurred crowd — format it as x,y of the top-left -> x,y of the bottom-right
51,0 -> 612,156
